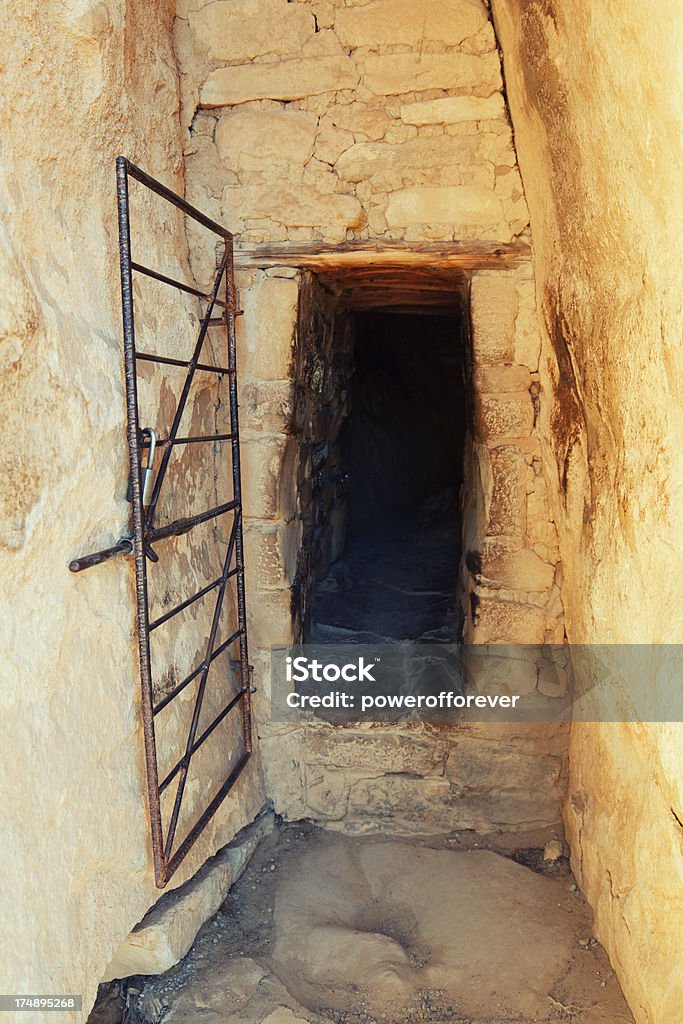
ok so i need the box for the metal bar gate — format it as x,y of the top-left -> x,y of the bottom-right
70,158 -> 253,887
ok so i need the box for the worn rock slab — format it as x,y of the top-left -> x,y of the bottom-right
216,110 -> 318,175
272,841 -> 576,1019
401,93 -> 506,125
200,57 -> 360,106
470,273 -> 519,363
364,52 -> 500,96
479,539 -> 555,592
334,0 -> 491,49
224,185 -> 365,243
190,0 -> 315,62
385,185 -> 506,234
334,134 -> 488,186
477,392 -> 535,439
103,811 -> 274,980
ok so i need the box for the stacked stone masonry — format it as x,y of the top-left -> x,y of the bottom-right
175,0 -> 530,246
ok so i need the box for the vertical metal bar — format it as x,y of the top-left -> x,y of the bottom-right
225,236 -> 253,753
116,156 -> 166,886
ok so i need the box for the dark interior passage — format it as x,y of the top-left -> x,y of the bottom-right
310,312 -> 467,644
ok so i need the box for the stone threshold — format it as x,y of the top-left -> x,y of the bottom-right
101,806 -> 275,982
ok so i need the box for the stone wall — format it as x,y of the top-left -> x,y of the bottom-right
491,2 -> 683,1020
0,3 -> 266,1020
175,0 -> 529,245
461,265 -> 564,651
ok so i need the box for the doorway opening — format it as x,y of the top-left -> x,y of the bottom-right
306,305 -> 467,645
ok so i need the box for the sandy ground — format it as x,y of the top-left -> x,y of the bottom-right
113,824 -> 634,1024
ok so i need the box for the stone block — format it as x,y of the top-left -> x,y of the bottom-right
385,185 -> 505,232
238,274 -> 298,382
335,0 -> 489,49
240,435 -> 298,520
470,274 -> 518,364
487,445 -> 526,535
190,0 -> 314,62
224,185 -> 365,244
200,57 -> 360,106
304,765 -> 349,819
400,94 -> 506,125
477,393 -> 534,440
241,381 -> 295,434
102,812 -> 273,980
315,119 -> 355,165
324,102 -> 392,141
244,521 -> 302,590
364,53 -> 500,96
335,135 -> 486,187
513,276 -> 542,370
347,775 -> 456,832
470,597 -> 547,644
305,727 -> 447,776
258,729 -> 307,819
461,645 -> 539,697
216,110 -> 318,176
248,587 -> 294,647
479,540 -> 555,592
446,736 -> 564,812
538,658 -> 570,698
473,364 -> 532,393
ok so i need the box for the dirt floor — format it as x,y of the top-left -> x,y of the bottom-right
310,522 -> 462,645
107,824 -> 634,1024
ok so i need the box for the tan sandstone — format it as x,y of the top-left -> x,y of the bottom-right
215,110 -> 319,176
363,53 -> 501,97
401,94 -> 506,125
385,186 -> 507,233
200,57 -> 360,107
189,0 -> 315,62
491,1 -> 683,1015
334,0 -> 491,50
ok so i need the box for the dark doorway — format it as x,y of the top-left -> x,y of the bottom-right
310,311 -> 466,643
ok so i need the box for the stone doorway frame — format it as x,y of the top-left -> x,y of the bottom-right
235,239 -> 563,650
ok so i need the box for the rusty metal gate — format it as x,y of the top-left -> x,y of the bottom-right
70,158 -> 252,887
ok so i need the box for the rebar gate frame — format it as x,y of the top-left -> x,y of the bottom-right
69,158 -> 252,887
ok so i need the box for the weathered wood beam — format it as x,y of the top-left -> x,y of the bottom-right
235,239 -> 531,271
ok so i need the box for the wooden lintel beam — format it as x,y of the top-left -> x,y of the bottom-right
235,239 -> 532,271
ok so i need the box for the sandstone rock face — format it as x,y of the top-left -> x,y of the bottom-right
363,53 -> 500,96
400,94 -> 506,125
176,0 -> 528,245
334,0 -> 491,50
190,0 -> 315,63
200,57 -> 360,106
492,2 -> 683,1019
216,110 -> 319,176
0,2 -> 266,1020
